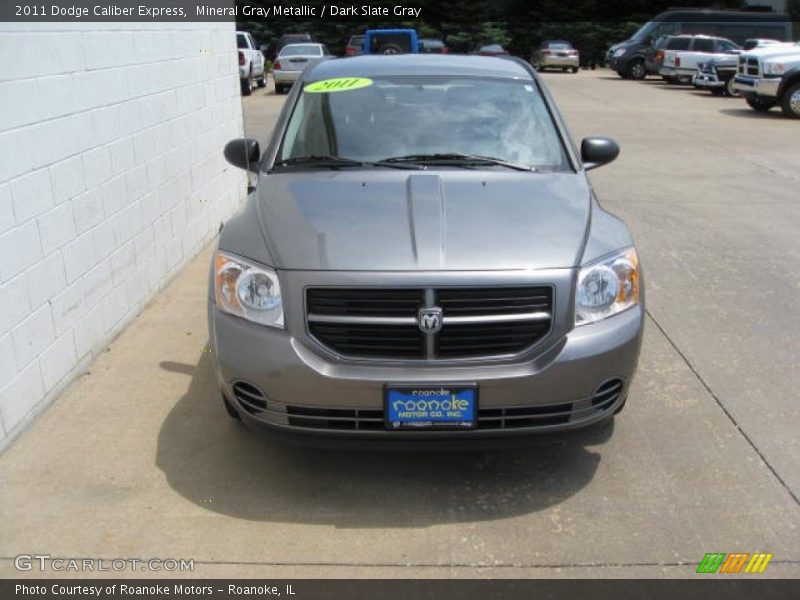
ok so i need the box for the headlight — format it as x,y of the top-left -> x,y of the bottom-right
214,251 -> 284,328
575,247 -> 640,326
613,48 -> 627,57
763,62 -> 785,75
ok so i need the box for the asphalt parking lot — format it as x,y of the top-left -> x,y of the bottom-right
0,70 -> 798,579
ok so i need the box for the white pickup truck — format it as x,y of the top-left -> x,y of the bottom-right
660,35 -> 740,82
733,42 -> 800,117
237,31 -> 266,96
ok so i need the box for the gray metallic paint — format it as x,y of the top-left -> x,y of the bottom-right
209,55 -> 644,442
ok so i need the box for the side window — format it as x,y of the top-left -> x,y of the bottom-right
717,40 -> 737,52
657,23 -> 676,37
669,38 -> 691,51
248,35 -> 256,49
693,38 -> 715,53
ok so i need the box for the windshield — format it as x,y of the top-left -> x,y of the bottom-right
278,76 -> 569,171
280,45 -> 322,57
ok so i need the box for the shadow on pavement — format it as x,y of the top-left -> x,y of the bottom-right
155,351 -> 612,528
719,107 -> 785,119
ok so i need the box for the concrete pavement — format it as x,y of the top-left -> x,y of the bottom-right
0,71 -> 798,579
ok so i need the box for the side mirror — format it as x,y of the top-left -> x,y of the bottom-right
581,137 -> 619,170
224,138 -> 260,172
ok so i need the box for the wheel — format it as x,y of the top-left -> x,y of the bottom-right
240,71 -> 252,96
780,82 -> 800,119
626,58 -> 646,80
537,65 -> 546,72
724,77 -> 739,97
746,97 -> 776,112
572,67 -> 579,73
222,394 -> 241,420
256,74 -> 266,88
378,43 -> 403,55
562,67 -> 568,72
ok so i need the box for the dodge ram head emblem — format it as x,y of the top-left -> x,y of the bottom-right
418,307 -> 443,334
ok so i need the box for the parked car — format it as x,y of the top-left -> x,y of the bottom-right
660,35 -> 740,83
733,42 -> 800,117
606,9 -> 791,80
473,43 -> 509,56
215,54 -> 643,446
419,38 -> 448,54
645,35 -> 706,78
363,29 -> 419,55
236,31 -> 266,96
345,35 -> 364,56
532,40 -> 579,72
273,43 -> 331,94
693,38 -> 781,95
693,57 -> 741,96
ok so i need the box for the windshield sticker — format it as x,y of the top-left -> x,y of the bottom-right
305,77 -> 373,93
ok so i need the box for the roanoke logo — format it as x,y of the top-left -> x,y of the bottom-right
696,552 -> 772,574
418,307 -> 443,334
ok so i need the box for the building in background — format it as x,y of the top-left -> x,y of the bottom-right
0,22 -> 246,450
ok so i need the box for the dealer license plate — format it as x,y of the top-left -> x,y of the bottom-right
384,385 -> 478,430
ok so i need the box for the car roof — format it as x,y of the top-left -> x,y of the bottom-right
303,55 -> 531,81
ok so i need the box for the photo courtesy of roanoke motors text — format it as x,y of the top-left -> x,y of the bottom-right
0,0 -> 798,598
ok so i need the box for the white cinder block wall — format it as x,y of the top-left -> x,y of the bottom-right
0,22 -> 247,449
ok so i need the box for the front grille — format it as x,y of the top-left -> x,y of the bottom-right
286,406 -> 384,430
307,286 -> 553,360
244,379 -> 625,433
746,58 -> 760,77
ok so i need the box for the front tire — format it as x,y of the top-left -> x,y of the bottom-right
724,77 -> 739,97
256,74 -> 266,88
572,67 -> 579,73
627,58 -> 646,80
746,97 -> 776,112
780,82 -> 800,119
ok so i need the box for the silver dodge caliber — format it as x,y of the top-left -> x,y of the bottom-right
210,55 -> 643,447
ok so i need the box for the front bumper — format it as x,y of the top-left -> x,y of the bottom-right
209,297 -> 644,443
733,74 -> 780,98
693,72 -> 724,89
273,70 -> 302,84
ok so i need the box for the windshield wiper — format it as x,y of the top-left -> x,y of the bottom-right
379,153 -> 536,172
273,155 -> 423,170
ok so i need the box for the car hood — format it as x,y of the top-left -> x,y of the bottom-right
256,171 -> 590,271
